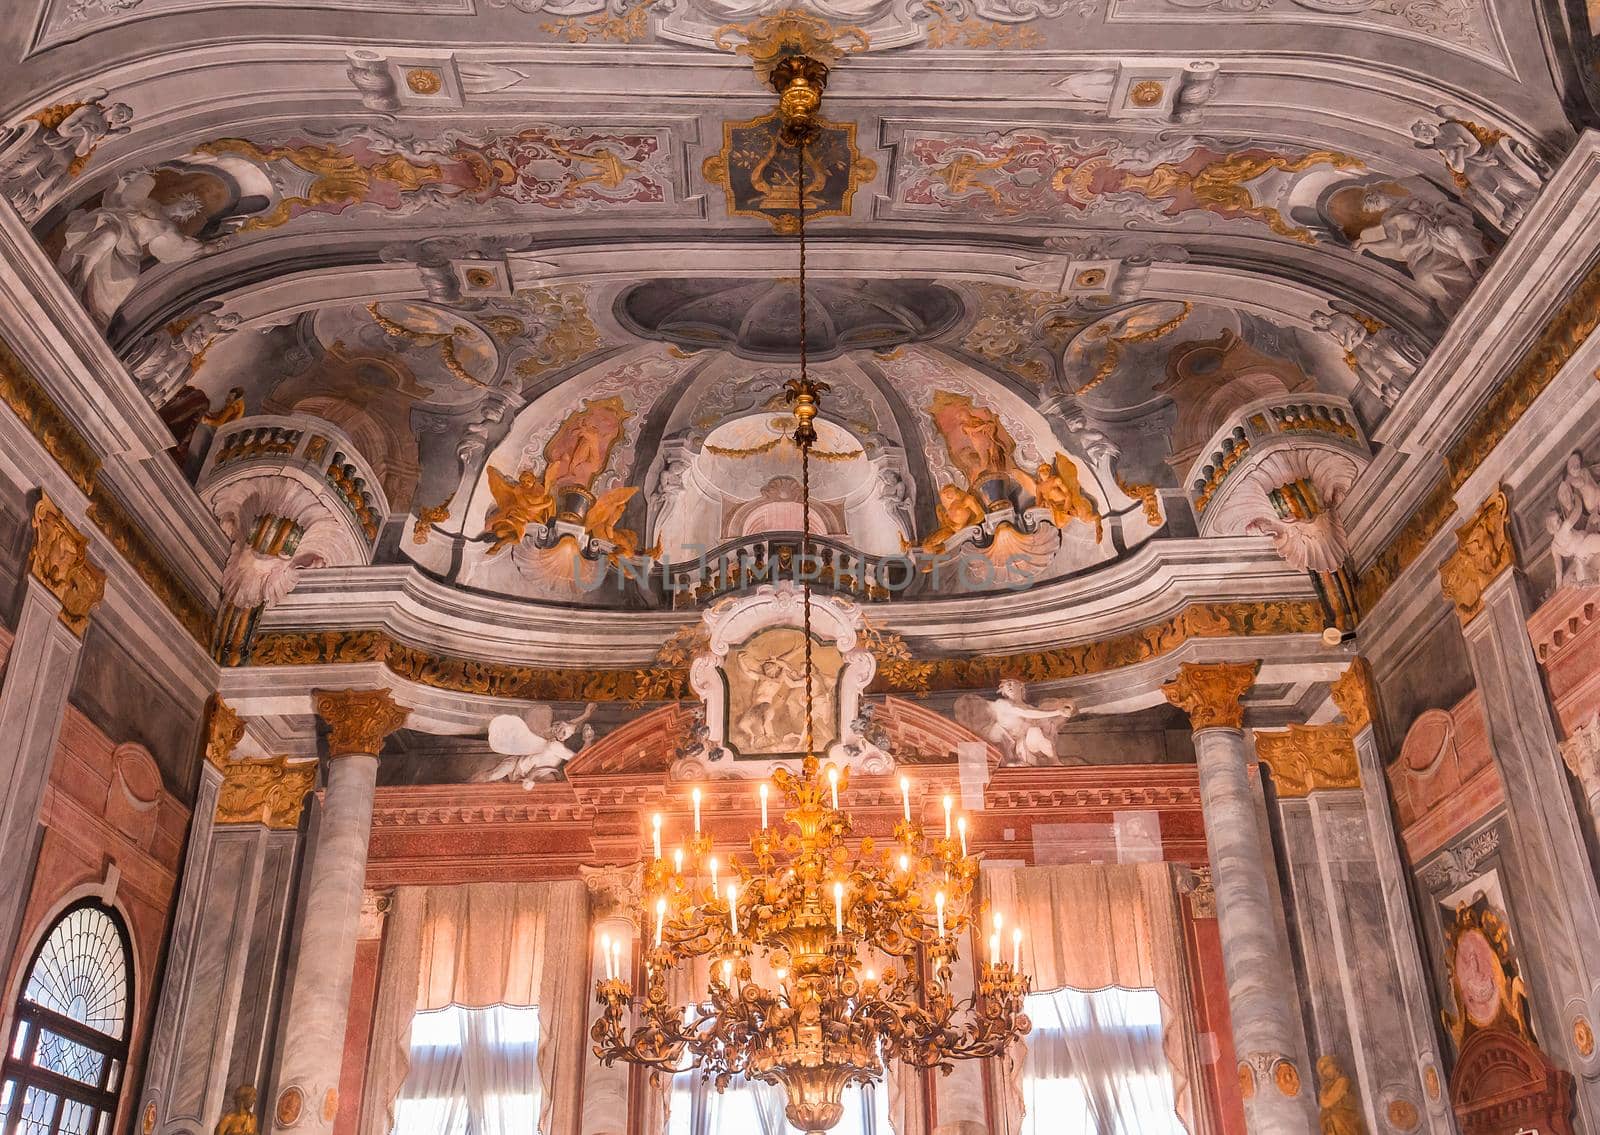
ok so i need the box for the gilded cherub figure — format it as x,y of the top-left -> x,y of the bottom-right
908,484 -> 988,555
584,485 -> 657,561
1022,453 -> 1104,543
1315,1056 -> 1367,1135
214,1085 -> 257,1135
484,466 -> 556,555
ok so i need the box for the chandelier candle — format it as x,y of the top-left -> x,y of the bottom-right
589,55 -> 1030,1135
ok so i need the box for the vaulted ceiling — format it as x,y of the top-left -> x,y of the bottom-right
1,0 -> 1591,611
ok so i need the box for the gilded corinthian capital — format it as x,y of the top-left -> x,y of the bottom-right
28,494 -> 106,636
1329,657 -> 1377,733
1439,488 -> 1516,624
1161,661 -> 1260,730
1255,724 -> 1361,797
314,688 -> 409,757
204,694 -> 247,768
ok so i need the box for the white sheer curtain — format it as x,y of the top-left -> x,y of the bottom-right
360,882 -> 589,1135
984,863 -> 1210,1135
667,1073 -> 890,1135
1020,987 -> 1184,1135
391,1004 -> 541,1135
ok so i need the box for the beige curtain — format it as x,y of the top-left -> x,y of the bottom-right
357,881 -> 590,1135
983,863 -> 1210,1135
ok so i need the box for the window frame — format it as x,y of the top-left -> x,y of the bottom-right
1,901 -> 134,1135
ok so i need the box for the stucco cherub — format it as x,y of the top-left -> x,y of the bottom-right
908,484 -> 988,556
955,679 -> 1076,766
1021,453 -> 1104,543
484,465 -> 556,555
481,703 -> 597,787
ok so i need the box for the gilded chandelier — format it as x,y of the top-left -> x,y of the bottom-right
589,53 -> 1032,1135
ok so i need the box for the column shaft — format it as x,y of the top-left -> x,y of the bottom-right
931,933 -> 988,1135
581,915 -> 634,1135
1194,727 -> 1317,1133
271,752 -> 380,1134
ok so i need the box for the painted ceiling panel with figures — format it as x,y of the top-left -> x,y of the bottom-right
0,0 -> 1591,628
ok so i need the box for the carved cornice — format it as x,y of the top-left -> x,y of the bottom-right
1329,656 -> 1377,733
203,694 -> 245,769
1438,488 -> 1516,624
28,494 -> 105,636
0,338 -> 99,494
1255,723 -> 1361,797
314,687 -> 409,757
214,755 -> 316,828
248,599 -> 1322,702
1161,661 -> 1260,731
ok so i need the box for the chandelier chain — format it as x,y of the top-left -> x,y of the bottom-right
797,127 -> 815,760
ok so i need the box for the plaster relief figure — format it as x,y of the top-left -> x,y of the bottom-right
955,679 -> 1076,766
482,703 -> 597,787
1548,451 -> 1600,589
1020,452 -> 1104,542
1411,110 -> 1546,233
57,171 -> 215,327
0,91 -> 131,222
1347,186 -> 1488,312
484,466 -> 556,554
907,484 -> 987,555
126,305 -> 242,404
1309,305 -> 1423,407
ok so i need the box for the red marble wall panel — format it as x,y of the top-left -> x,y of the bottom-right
1389,691 -> 1503,861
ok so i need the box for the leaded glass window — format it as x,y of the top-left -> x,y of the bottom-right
1,903 -> 132,1135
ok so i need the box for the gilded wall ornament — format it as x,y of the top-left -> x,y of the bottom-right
214,756 -> 316,828
1440,899 -> 1529,1049
204,694 -> 246,769
1328,656 -> 1377,733
703,111 -> 876,233
1255,724 -> 1361,797
0,337 -> 99,494
314,688 -> 410,757
1575,1016 -> 1596,1058
1161,661 -> 1260,730
88,492 -> 212,645
1438,487 -> 1515,624
28,494 -> 106,636
1314,1056 -> 1365,1132
713,9 -> 870,76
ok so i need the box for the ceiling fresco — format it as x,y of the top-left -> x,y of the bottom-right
0,0 -> 1593,626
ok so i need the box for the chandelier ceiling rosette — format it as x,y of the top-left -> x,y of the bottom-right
589,51 -> 1033,1135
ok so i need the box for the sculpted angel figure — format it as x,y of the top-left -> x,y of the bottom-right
484,465 -> 556,555
1557,450 -> 1600,522
481,703 -> 597,787
955,679 -> 1076,766
908,484 -> 988,556
1546,508 -> 1600,589
1310,305 -> 1423,407
1349,187 -> 1488,312
1020,453 -> 1104,542
0,91 -> 132,222
56,171 -> 216,327
125,304 -> 242,403
1411,110 -> 1546,232
584,485 -> 656,560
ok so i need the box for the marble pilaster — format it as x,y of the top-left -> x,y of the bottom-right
580,865 -> 639,1135
1257,711 -> 1454,1135
0,495 -> 104,965
269,689 -> 408,1135
1164,662 -> 1317,1133
138,698 -> 309,1135
931,931 -> 988,1135
1439,491 -> 1600,1114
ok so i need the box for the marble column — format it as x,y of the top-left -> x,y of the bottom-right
1163,662 -> 1317,1134
1256,701 -> 1455,1135
138,696 -> 313,1135
1439,489 -> 1600,1113
579,865 -> 640,1135
269,689 -> 408,1135
931,930 -> 988,1135
0,495 -> 104,965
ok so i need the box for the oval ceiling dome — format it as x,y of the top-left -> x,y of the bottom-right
616,277 -> 965,361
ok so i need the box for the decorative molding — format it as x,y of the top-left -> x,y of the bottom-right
246,600 -> 1324,702
214,755 -> 316,828
1328,656 -> 1376,733
580,862 -> 643,926
86,490 -> 213,645
1419,824 -> 1501,893
1177,864 -> 1216,918
203,693 -> 245,769
1439,488 -> 1515,624
314,687 -> 410,757
28,493 -> 105,636
1161,661 -> 1260,730
0,337 -> 99,494
1255,723 -> 1361,797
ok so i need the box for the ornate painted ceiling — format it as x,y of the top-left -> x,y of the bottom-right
0,0 -> 1591,618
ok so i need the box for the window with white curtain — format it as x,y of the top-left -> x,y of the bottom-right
1018,986 -> 1183,1135
390,1004 -> 540,1135
667,1071 -> 891,1135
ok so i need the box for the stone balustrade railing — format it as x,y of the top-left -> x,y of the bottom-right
659,532 -> 911,608
1185,393 -> 1369,517
198,414 -> 391,546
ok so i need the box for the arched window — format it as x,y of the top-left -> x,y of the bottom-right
1,902 -> 133,1135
